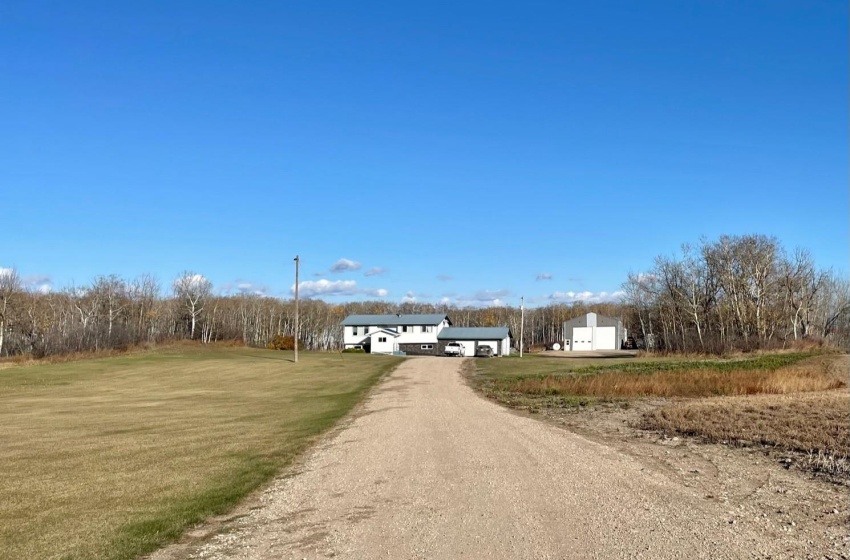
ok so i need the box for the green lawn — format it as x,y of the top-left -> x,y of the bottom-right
473,352 -> 815,382
0,347 -> 402,560
470,353 -> 652,381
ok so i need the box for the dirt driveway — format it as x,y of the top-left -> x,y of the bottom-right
150,357 -> 847,559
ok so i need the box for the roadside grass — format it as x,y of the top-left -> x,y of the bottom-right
0,347 -> 402,560
470,352 -> 849,477
501,357 -> 842,399
475,352 -> 829,401
470,353 -> 677,381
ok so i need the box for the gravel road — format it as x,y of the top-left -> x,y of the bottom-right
158,357 -> 830,559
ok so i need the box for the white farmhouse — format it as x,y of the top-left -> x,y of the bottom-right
341,314 -> 452,355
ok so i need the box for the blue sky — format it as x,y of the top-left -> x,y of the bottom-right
2,1 -> 847,306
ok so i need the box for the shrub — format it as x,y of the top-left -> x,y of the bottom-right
266,335 -> 296,351
341,348 -> 365,354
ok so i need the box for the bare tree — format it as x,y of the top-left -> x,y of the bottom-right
0,267 -> 22,357
779,248 -> 823,341
818,272 -> 850,345
69,284 -> 101,350
130,274 -> 161,342
622,271 -> 656,344
92,275 -> 129,342
173,272 -> 212,339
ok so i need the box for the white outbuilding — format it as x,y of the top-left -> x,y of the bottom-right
563,312 -> 625,351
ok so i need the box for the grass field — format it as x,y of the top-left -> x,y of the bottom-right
501,353 -> 842,398
468,353 -> 674,381
640,391 -> 849,474
0,346 -> 402,560
470,352 -> 849,476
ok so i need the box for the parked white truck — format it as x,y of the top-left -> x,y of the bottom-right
444,342 -> 465,357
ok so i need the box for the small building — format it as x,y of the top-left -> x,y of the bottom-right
563,313 -> 625,351
437,327 -> 512,357
341,314 -> 452,355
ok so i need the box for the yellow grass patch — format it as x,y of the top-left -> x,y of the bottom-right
505,362 -> 844,399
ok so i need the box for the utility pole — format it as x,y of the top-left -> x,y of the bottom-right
294,255 -> 299,363
520,296 -> 524,358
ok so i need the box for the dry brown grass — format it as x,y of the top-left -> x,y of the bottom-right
641,391 -> 850,474
504,360 -> 844,399
475,353 -> 850,479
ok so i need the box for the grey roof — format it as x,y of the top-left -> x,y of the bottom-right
563,312 -> 622,327
367,328 -> 400,337
341,314 -> 450,327
438,327 -> 511,340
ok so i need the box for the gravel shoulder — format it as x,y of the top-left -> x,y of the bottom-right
148,357 -> 849,560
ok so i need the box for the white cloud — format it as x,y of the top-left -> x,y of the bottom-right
173,274 -> 211,292
472,289 -> 511,302
294,279 -> 358,297
365,288 -> 389,298
330,258 -> 362,273
22,274 -> 51,294
536,273 -> 553,281
401,290 -> 417,303
0,268 -> 34,290
292,279 -> 388,299
364,267 -> 386,277
219,281 -> 268,296
441,289 -> 512,308
548,290 -> 626,304
635,273 -> 657,285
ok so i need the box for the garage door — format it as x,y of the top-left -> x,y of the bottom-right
476,341 -> 498,356
460,342 -> 476,357
572,327 -> 593,351
595,327 -> 616,350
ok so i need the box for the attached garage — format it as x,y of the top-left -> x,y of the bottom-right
474,340 -> 499,356
563,313 -> 625,351
437,327 -> 513,357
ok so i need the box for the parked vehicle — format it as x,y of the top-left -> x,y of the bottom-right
444,342 -> 465,357
475,345 -> 494,358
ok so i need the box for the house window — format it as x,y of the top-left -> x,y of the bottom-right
364,326 -> 369,334
352,326 -> 358,335
402,326 -> 409,332
420,344 -> 433,350
378,337 -> 387,343
422,325 -> 433,333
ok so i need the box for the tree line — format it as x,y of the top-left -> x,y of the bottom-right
0,268 -> 622,358
621,234 -> 849,353
0,235 -> 846,359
